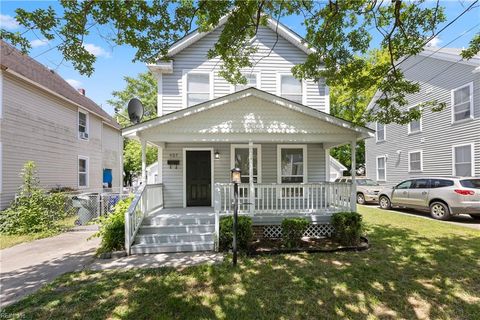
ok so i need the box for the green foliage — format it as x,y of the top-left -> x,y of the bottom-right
0,161 -> 70,235
219,216 -> 253,252
123,139 -> 157,186
93,196 -> 133,253
331,212 -> 363,246
281,218 -> 309,248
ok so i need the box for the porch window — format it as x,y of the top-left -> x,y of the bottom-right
78,156 -> 89,188
186,72 -> 211,107
376,156 -> 386,181
277,145 -> 307,183
453,144 -> 473,176
279,74 -> 302,104
408,105 -> 422,134
408,150 -> 423,172
78,110 -> 89,140
234,73 -> 258,92
376,122 -> 385,142
451,82 -> 473,123
231,145 -> 261,183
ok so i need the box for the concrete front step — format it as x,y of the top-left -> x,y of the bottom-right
135,233 -> 215,245
143,215 -> 215,226
138,224 -> 215,235
130,241 -> 215,254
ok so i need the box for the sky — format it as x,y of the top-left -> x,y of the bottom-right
1,1 -> 479,116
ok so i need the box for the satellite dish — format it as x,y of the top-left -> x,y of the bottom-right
127,98 -> 144,124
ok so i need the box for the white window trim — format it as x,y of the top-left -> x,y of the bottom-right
78,155 -> 89,189
408,150 -> 423,173
277,145 -> 308,183
408,104 -> 423,135
182,148 -> 214,208
452,143 -> 475,177
78,109 -> 89,141
230,72 -> 261,93
376,155 -> 387,182
182,70 -> 214,108
376,122 -> 386,142
230,144 -> 262,183
451,82 -> 474,124
276,73 -> 306,105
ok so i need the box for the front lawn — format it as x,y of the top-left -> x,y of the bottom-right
4,206 -> 480,319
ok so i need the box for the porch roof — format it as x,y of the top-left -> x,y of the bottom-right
122,88 -> 374,147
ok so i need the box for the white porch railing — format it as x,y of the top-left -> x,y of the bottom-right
125,183 -> 164,255
214,182 -> 352,215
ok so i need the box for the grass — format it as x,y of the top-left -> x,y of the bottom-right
3,206 -> 480,319
0,215 -> 77,250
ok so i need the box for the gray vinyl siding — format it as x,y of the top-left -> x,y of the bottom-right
0,73 -> 121,209
365,55 -> 480,187
161,26 -> 328,115
162,143 -> 325,208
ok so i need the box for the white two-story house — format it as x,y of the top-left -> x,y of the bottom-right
366,47 -> 480,187
122,18 -> 373,254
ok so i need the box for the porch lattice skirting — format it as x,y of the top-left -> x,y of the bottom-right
254,224 -> 335,240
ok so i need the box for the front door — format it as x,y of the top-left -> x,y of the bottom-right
186,150 -> 211,206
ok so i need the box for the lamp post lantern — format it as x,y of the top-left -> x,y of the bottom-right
230,167 -> 241,266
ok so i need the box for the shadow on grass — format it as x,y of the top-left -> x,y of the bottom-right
4,223 -> 480,319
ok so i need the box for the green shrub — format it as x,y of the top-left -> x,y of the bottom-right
219,215 -> 253,251
92,196 -> 132,253
0,162 -> 70,235
281,218 -> 309,248
331,212 -> 363,246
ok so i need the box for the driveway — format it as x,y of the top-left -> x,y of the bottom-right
0,225 -> 100,307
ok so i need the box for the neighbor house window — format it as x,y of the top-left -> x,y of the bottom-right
376,156 -> 386,181
78,156 -> 89,188
408,150 -> 423,172
185,72 -> 211,107
376,122 -> 385,142
451,82 -> 473,122
408,105 -> 422,134
78,110 -> 89,140
230,144 -> 261,183
234,73 -> 259,92
453,144 -> 474,176
279,74 -> 303,103
277,145 -> 307,183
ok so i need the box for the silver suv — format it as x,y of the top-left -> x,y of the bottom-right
378,177 -> 480,220
335,177 -> 382,204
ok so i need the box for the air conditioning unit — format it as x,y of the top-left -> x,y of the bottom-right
80,132 -> 89,139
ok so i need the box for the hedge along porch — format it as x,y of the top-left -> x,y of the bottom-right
122,88 -> 374,254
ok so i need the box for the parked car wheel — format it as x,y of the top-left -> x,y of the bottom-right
357,193 -> 366,205
379,196 -> 391,209
469,215 -> 480,220
430,202 -> 451,220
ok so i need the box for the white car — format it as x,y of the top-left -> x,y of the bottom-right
335,177 -> 382,204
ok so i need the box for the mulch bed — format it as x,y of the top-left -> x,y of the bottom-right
248,236 -> 369,255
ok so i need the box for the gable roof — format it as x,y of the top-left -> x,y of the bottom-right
123,87 -> 373,139
0,40 -> 120,129
165,16 -> 313,58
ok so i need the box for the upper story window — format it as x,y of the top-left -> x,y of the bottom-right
279,74 -> 303,104
277,145 -> 307,183
376,155 -> 386,181
408,150 -> 423,172
185,72 -> 212,107
408,105 -> 422,134
453,143 -> 474,176
230,144 -> 261,183
234,73 -> 259,92
78,156 -> 89,188
78,110 -> 89,140
451,82 -> 473,123
376,122 -> 386,142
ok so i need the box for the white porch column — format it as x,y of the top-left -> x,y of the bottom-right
141,139 -> 147,184
157,145 -> 163,183
350,139 -> 357,212
249,141 -> 254,215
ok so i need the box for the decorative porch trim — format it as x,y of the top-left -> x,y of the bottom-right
182,147 -> 215,208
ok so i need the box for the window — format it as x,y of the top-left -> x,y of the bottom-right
277,145 -> 307,183
234,73 -> 258,92
376,122 -> 386,142
451,83 -> 473,122
279,74 -> 303,103
460,179 -> 480,189
431,179 -> 454,188
396,180 -> 413,189
78,156 -> 89,188
78,110 -> 89,139
408,105 -> 422,134
408,151 -> 423,172
185,72 -> 211,107
376,156 -> 386,181
411,179 -> 430,189
230,145 -> 261,183
453,144 -> 474,176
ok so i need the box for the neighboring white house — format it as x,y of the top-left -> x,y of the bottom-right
0,40 -> 123,209
365,47 -> 480,187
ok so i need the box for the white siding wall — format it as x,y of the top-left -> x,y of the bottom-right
102,124 -> 122,189
365,55 -> 480,186
160,26 -> 328,115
